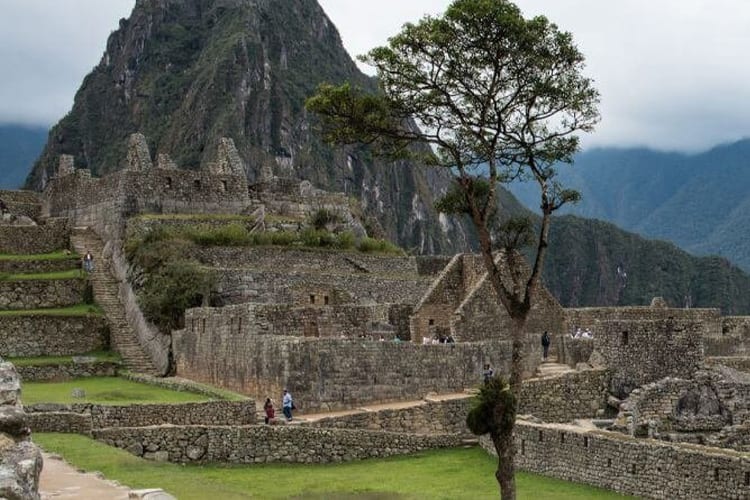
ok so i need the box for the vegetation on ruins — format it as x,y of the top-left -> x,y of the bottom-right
0,304 -> 102,317
306,0 -> 599,497
35,435 -> 629,500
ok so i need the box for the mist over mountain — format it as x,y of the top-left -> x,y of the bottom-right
510,140 -> 750,272
0,125 -> 46,189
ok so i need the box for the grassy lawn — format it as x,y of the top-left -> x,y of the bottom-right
34,435 -> 631,500
0,251 -> 78,261
0,269 -> 82,281
0,304 -> 103,317
9,350 -> 120,367
22,377 -> 213,405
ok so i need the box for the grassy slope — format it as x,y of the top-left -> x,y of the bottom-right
22,377 -> 212,405
0,269 -> 82,281
0,252 -> 78,261
9,351 -> 120,367
34,435 -> 630,500
0,305 -> 102,317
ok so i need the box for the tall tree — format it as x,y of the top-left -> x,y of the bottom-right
306,0 -> 599,497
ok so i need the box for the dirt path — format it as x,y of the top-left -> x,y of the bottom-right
39,453 -> 130,500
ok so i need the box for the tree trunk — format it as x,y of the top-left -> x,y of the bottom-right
492,409 -> 518,500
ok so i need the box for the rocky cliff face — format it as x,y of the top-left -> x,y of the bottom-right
28,0 -> 469,254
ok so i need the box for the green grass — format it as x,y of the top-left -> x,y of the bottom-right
9,351 -> 121,367
34,435 -> 631,500
22,377 -> 213,405
0,304 -> 103,317
0,269 -> 82,281
136,213 -> 256,221
0,251 -> 78,261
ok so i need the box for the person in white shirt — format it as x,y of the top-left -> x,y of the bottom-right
282,389 -> 294,421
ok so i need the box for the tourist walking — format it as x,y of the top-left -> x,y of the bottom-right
83,251 -> 94,273
263,398 -> 275,424
482,363 -> 494,384
541,331 -> 551,361
282,389 -> 293,421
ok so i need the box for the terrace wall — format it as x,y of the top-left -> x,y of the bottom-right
0,278 -> 84,310
0,218 -> 70,254
0,315 -> 108,356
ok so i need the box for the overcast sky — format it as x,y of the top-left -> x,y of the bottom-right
2,0 -> 750,152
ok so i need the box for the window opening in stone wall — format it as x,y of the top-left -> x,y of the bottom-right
622,331 -> 629,346
520,440 -> 525,455
714,468 -> 720,481
429,319 -> 435,325
745,471 -> 749,486
310,294 -> 315,304
194,179 -> 201,190
631,464 -> 636,474
607,458 -> 612,468
202,318 -> 206,333
221,180 -> 228,192
560,432 -> 565,444
238,317 -> 242,333
583,436 -> 589,448
538,430 -> 543,442
191,319 -> 196,332
166,177 -> 172,189
324,295 -> 329,305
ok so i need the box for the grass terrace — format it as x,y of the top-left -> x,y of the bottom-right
9,351 -> 120,367
0,304 -> 102,317
34,436 -> 631,500
22,377 -> 213,405
0,269 -> 82,281
0,251 -> 79,261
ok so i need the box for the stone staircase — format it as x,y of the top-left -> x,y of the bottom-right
71,228 -> 159,375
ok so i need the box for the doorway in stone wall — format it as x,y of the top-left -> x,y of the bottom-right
303,320 -> 320,338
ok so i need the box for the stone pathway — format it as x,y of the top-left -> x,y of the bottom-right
39,453 -> 130,500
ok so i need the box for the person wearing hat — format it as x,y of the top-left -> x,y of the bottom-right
282,389 -> 294,421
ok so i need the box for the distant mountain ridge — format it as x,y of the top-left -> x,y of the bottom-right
0,125 -> 47,189
510,140 -> 750,272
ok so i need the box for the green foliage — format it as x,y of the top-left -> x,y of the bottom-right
466,376 -> 517,437
0,251 -> 78,261
309,208 -> 344,230
357,237 -> 404,255
9,351 -> 120,367
138,259 -> 214,332
0,269 -> 81,281
0,304 -> 103,317
22,377 -> 212,406
186,223 -> 252,246
34,435 -> 631,500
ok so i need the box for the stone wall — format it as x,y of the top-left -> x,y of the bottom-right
184,303 -> 398,340
560,337 -> 595,367
215,268 -> 431,307
482,422 -> 750,500
706,316 -> 750,357
0,278 -> 84,310
174,327 -> 511,411
0,218 -> 70,254
0,190 -> 41,220
519,369 -> 611,422
93,425 -> 463,464
0,315 -> 108,356
16,362 -> 117,382
26,400 -> 255,433
592,318 -> 705,398
0,256 -> 79,275
707,356 -> 750,373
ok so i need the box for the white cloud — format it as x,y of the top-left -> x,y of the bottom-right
2,0 -> 750,152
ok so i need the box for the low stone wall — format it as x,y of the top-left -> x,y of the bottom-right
174,330 -> 512,412
0,315 -> 108,356
0,256 -> 79,275
0,217 -> 70,254
519,369 -> 610,422
564,307 -> 723,338
16,361 -> 118,382
483,422 -> 750,500
26,400 -> 255,433
706,317 -> 750,357
0,278 -> 84,310
707,356 -> 750,373
120,373 -> 250,401
93,425 -> 463,464
309,398 -> 473,435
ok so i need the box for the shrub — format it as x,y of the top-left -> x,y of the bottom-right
187,223 -> 251,246
269,231 -> 298,246
309,208 -> 343,230
357,237 -> 403,255
335,231 -> 356,250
